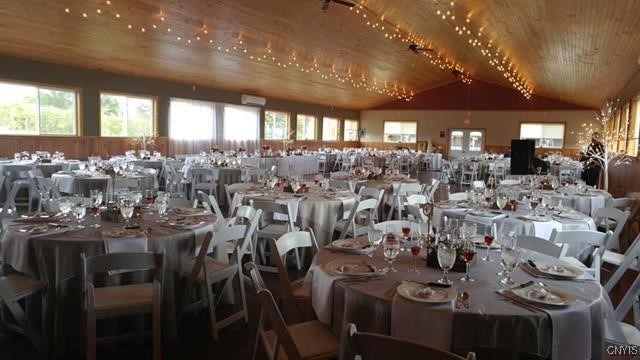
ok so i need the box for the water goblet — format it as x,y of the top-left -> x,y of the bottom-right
89,190 -> 103,228
73,203 -> 86,229
437,241 -> 456,285
120,199 -> 135,228
500,245 -> 520,285
155,198 -> 168,223
366,229 -> 383,259
382,233 -> 400,273
408,239 -> 422,273
496,193 -> 508,211
58,197 -> 72,222
460,239 -> 476,282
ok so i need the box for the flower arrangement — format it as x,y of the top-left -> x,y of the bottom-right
130,132 -> 158,151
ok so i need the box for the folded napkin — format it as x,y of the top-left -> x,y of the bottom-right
498,286 -> 592,360
391,286 -> 455,352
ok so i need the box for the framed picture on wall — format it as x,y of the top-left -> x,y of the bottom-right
417,141 -> 427,151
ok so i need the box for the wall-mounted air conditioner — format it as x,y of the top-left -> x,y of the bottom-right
241,94 -> 266,107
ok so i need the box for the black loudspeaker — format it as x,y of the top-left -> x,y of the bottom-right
510,139 -> 535,175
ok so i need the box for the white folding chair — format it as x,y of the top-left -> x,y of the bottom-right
424,179 -> 440,203
358,186 -> 385,222
250,199 -> 301,272
81,252 -> 164,360
550,229 -> 611,282
194,190 -> 225,222
1,181 -> 22,215
610,197 -> 634,211
190,167 -> 217,201
405,204 -> 428,223
268,230 -> 319,323
244,262 -> 338,360
605,270 -> 640,346
516,235 -> 567,258
224,182 -> 251,216
460,162 -> 478,186
386,182 -> 423,220
180,226 -> 249,339
593,207 -> 630,251
345,323 -> 474,360
334,199 -> 378,239
604,234 -> 640,292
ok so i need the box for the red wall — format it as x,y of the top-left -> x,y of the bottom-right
371,79 -> 593,111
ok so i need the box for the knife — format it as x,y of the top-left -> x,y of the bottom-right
512,280 -> 534,289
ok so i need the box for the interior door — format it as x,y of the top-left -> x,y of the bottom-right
448,129 -> 485,159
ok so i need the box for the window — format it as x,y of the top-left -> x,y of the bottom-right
0,81 -> 77,135
264,110 -> 289,140
322,117 -> 339,141
383,121 -> 417,143
296,114 -> 316,140
519,123 -> 565,148
449,131 -> 463,150
469,131 -> 483,151
344,119 -> 359,141
223,104 -> 260,141
629,97 -> 640,156
100,93 -> 154,137
169,98 -> 216,140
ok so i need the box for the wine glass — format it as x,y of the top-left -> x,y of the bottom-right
78,162 -> 86,171
382,233 -> 400,273
120,198 -> 134,228
73,203 -> 86,229
89,190 -> 102,228
500,244 -> 520,285
482,226 -> 495,262
58,197 -> 72,222
436,241 -> 456,285
145,189 -> 154,205
366,229 -> 383,258
113,163 -> 120,176
408,239 -> 422,273
460,239 -> 476,282
496,193 -> 508,211
155,197 -> 168,223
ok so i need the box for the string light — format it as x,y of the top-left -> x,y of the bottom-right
350,3 -> 468,77
434,1 -> 532,98
63,0 -> 414,101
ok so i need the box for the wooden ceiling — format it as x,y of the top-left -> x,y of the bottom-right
0,0 -> 638,109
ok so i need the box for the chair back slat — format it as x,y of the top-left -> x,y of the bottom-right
516,235 -> 566,258
82,252 -> 164,275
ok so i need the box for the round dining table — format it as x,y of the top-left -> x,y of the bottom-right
0,201 -> 219,357
52,171 -> 157,196
231,186 -> 358,246
309,242 -> 620,360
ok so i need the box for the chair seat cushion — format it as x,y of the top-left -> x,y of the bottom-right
93,283 -> 154,312
258,224 -> 300,238
266,320 -> 339,359
1,273 -> 46,300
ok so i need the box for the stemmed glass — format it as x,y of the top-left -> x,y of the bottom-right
366,229 -> 383,259
436,241 -> 456,285
496,193 -> 508,212
382,233 -> 400,273
155,196 -> 168,223
400,221 -> 411,251
500,235 -> 520,285
460,239 -> 476,282
73,201 -> 86,229
120,198 -> 134,228
408,238 -> 422,273
482,226 -> 495,262
89,190 -> 103,228
58,197 -> 72,222
113,163 -> 121,177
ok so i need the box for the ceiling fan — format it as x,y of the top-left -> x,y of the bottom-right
321,0 -> 356,11
408,43 -> 434,54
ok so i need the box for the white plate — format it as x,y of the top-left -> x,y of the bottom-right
323,260 -> 376,276
396,281 -> 457,303
520,214 -> 549,222
532,260 -> 583,278
330,239 -> 370,250
510,284 -> 576,306
171,207 -> 209,216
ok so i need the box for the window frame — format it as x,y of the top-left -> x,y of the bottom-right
296,113 -> 317,140
0,78 -> 81,137
383,120 -> 418,143
99,90 -> 157,138
343,119 -> 359,141
518,122 -> 566,149
322,117 -> 340,141
263,109 -> 290,140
